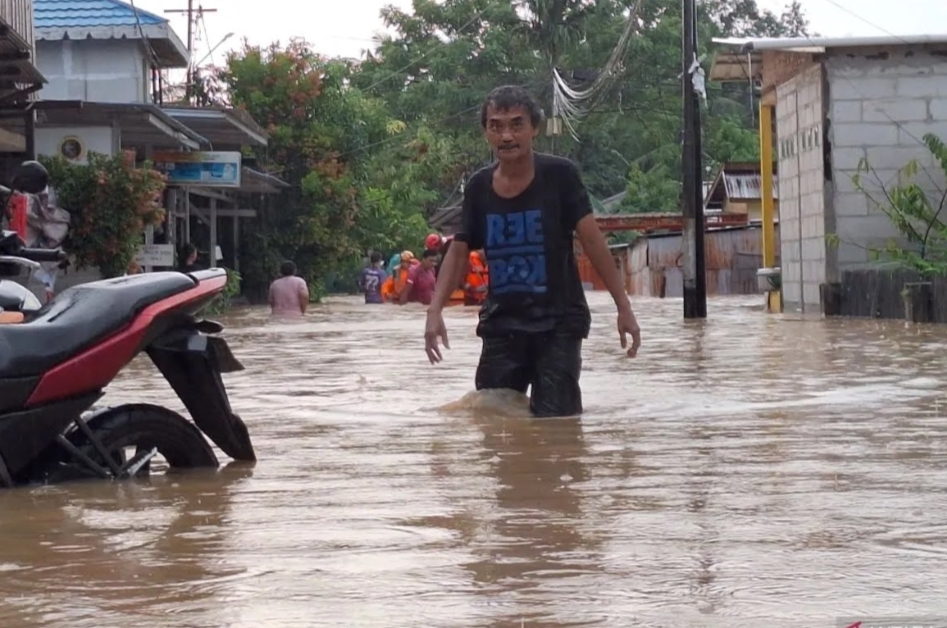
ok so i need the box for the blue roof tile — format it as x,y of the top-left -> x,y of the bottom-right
34,0 -> 168,30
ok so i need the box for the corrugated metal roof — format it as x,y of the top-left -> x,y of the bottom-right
723,172 -> 780,200
34,0 -> 166,29
34,0 -> 188,67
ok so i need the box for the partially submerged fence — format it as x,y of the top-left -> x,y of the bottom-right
829,268 -> 947,323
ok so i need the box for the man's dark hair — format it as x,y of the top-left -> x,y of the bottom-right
480,85 -> 544,129
280,260 -> 297,276
422,249 -> 439,259
370,251 -> 382,264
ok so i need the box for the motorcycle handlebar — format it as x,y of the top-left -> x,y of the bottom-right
18,248 -> 68,263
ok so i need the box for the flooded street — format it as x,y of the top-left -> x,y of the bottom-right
4,291 -> 947,627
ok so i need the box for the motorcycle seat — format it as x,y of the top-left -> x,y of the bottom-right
0,272 -> 198,378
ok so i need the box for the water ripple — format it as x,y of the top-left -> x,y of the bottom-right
2,294 -> 947,627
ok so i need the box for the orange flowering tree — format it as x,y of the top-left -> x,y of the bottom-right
40,153 -> 167,279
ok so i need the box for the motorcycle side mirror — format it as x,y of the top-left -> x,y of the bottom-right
10,160 -> 49,195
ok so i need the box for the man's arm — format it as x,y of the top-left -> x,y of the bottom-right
431,172 -> 482,312
298,279 -> 309,314
575,215 -> 631,311
268,284 -> 276,309
558,161 -> 629,311
428,243 -> 470,311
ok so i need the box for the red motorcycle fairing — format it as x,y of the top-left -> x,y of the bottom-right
24,272 -> 227,407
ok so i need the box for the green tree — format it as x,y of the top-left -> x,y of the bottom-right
209,40 -> 435,298
620,163 -> 681,214
358,0 -> 810,204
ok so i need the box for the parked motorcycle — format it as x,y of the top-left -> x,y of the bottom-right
0,163 -> 255,489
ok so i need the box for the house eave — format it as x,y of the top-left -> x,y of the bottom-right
713,33 -> 947,54
36,23 -> 189,68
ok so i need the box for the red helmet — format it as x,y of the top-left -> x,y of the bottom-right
425,233 -> 442,251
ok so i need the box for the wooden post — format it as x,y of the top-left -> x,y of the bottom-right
232,215 -> 240,273
820,282 -> 842,316
209,197 -> 218,269
681,0 -> 706,319
759,103 -> 776,271
143,225 -> 154,273
903,282 -> 934,323
184,187 -> 191,243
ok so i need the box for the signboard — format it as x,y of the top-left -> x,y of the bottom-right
152,151 -> 242,188
136,244 -> 175,267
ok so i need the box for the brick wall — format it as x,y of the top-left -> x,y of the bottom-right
776,64 -> 827,313
762,50 -> 817,93
825,49 -> 947,274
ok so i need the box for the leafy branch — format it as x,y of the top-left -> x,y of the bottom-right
827,133 -> 947,277
40,153 -> 168,279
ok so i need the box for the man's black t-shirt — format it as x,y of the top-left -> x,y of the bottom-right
454,152 -> 593,339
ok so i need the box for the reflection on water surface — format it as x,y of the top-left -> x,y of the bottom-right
2,293 -> 947,627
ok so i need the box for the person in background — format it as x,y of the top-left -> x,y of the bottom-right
425,233 -> 442,256
269,260 -> 309,317
178,243 -> 200,273
380,250 -> 417,302
386,251 -> 402,275
399,249 -> 438,306
463,250 -> 489,306
360,251 -> 387,304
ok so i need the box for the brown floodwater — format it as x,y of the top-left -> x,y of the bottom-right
3,291 -> 947,628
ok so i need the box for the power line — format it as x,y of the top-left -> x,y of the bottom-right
165,1 -> 217,102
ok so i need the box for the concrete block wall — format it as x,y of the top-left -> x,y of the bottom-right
826,49 -> 947,273
776,64 -> 827,313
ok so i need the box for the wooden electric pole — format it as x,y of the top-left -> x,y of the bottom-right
681,0 -> 707,319
165,1 -> 216,103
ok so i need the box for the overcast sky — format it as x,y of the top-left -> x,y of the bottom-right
132,0 -> 947,66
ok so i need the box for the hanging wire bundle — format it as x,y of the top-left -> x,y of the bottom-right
551,0 -> 644,141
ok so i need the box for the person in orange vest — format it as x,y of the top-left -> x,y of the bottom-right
380,251 -> 417,303
463,250 -> 489,306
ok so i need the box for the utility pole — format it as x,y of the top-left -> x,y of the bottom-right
165,1 -> 216,103
681,0 -> 707,319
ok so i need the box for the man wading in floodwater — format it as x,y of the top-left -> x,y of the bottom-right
424,85 -> 642,418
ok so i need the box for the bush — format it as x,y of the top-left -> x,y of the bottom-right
40,152 -> 167,279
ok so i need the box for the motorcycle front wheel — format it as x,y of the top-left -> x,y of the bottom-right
60,403 -> 220,479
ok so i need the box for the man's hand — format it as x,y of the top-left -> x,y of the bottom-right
425,309 -> 450,364
617,305 -> 641,358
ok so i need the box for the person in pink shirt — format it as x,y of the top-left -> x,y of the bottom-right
399,249 -> 438,305
269,260 -> 309,317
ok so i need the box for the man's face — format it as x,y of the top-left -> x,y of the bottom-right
484,104 -> 538,163
421,256 -> 436,270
